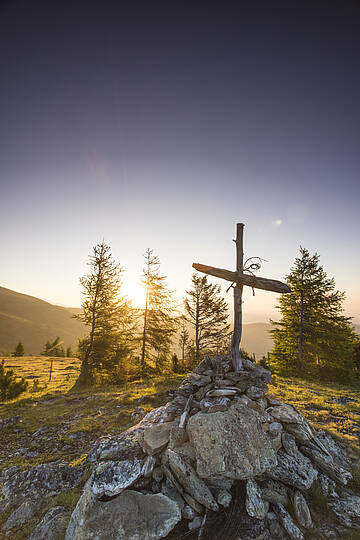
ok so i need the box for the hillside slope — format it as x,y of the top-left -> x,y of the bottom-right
0,287 -> 86,354
241,322 -> 273,358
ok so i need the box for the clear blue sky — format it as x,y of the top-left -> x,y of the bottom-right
1,1 -> 359,322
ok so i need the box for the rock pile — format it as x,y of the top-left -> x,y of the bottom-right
65,355 -> 360,540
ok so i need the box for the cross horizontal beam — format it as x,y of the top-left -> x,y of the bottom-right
192,263 -> 291,294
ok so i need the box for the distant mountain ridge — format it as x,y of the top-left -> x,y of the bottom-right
1,286 -> 358,358
0,287 -> 86,354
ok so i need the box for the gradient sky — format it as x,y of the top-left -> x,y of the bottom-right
1,1 -> 359,323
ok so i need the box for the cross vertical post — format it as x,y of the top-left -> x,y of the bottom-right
231,223 -> 244,371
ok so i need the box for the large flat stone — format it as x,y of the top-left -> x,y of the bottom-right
91,459 -> 142,498
141,422 -> 177,455
66,482 -> 181,540
187,402 -> 277,480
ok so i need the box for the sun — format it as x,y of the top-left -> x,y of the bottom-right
123,279 -> 145,309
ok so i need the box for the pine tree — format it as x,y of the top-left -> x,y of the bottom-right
184,273 -> 230,363
271,247 -> 357,380
41,337 -> 64,357
72,241 -> 135,389
13,341 -> 25,357
140,249 -> 178,374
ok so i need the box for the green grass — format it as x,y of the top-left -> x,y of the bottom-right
269,375 -> 360,449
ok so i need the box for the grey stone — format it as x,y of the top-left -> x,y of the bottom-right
66,482 -> 181,540
173,441 -> 196,464
187,402 -> 277,481
241,358 -> 272,383
182,504 -> 196,520
90,430 -> 144,462
217,489 -> 232,507
294,491 -> 312,528
261,480 -> 289,506
274,504 -> 305,540
266,512 -> 288,540
200,396 -> 231,413
246,479 -> 269,519
29,506 -> 68,540
182,492 -> 204,513
142,455 -> 156,477
268,404 -> 305,424
91,459 -> 142,497
269,422 -> 283,437
301,443 -> 352,485
152,466 -> 164,482
329,493 -> 360,527
141,421 -> 177,455
246,385 -> 268,400
0,463 -> 83,511
188,516 -> 202,530
160,481 -> 185,510
166,449 -> 219,511
130,406 -> 146,421
282,432 -> 298,457
318,474 -> 338,498
270,432 -> 283,452
2,500 -> 38,530
267,449 -> 317,490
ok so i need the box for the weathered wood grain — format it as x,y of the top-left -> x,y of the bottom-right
192,263 -> 290,294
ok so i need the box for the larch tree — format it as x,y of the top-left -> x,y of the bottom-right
184,273 -> 230,363
271,246 -> 357,379
140,249 -> 178,374
72,241 -> 135,389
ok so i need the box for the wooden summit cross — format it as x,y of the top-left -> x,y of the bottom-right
193,222 -> 291,372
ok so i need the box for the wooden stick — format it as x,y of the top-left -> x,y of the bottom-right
178,395 -> 192,429
198,514 -> 207,539
230,223 -> 244,371
192,263 -> 291,294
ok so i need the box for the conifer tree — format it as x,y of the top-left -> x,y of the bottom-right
271,247 -> 357,379
140,249 -> 178,374
41,337 -> 64,357
184,274 -> 230,362
13,341 -> 25,357
72,241 -> 135,389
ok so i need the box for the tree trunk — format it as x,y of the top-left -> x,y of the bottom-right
297,289 -> 304,371
141,296 -> 148,374
231,223 -> 244,371
195,297 -> 200,361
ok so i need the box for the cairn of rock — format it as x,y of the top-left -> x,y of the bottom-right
65,355 -> 360,540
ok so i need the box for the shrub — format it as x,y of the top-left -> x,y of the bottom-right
0,364 -> 28,400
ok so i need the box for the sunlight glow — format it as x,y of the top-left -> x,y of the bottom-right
123,279 -> 145,309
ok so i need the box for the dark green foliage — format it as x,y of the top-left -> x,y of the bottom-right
41,337 -> 65,357
0,363 -> 28,400
271,247 -> 357,380
73,241 -> 137,388
184,273 -> 230,363
140,249 -> 178,374
13,341 -> 25,357
66,346 -> 72,357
